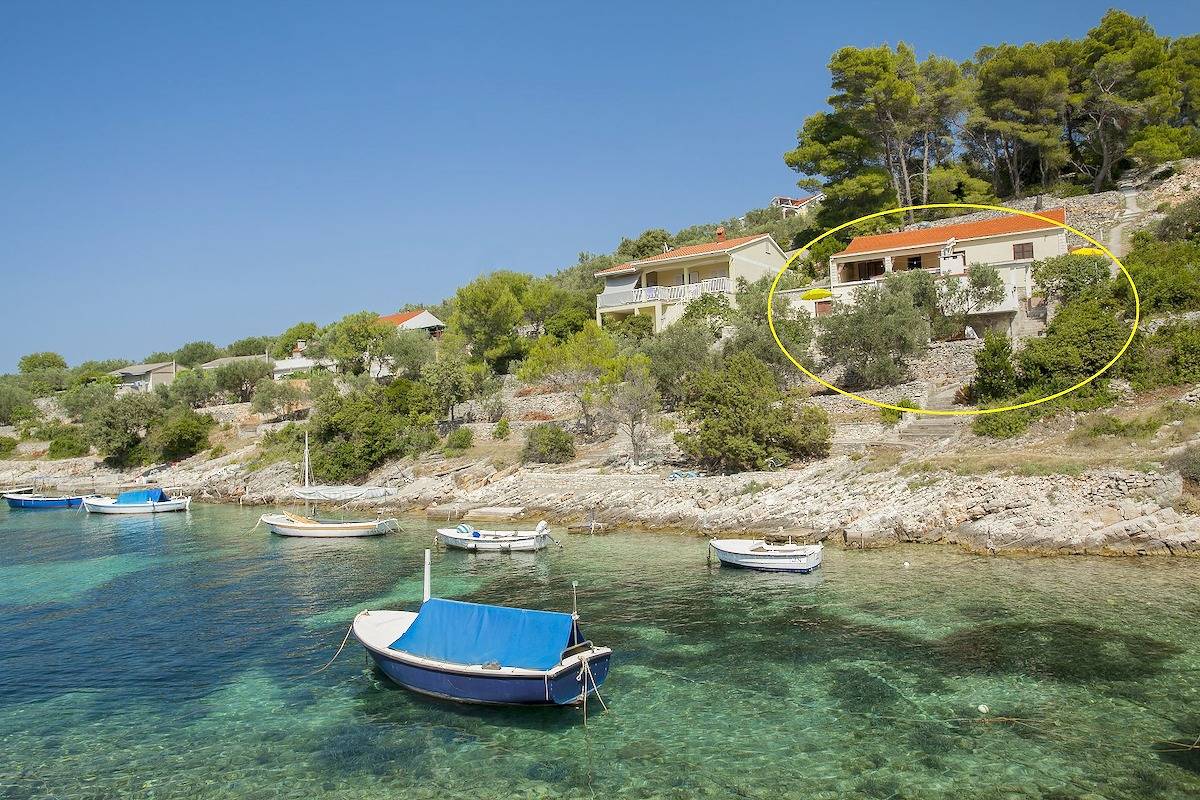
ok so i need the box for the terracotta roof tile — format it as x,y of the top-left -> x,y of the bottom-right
836,208 -> 1066,257
594,233 -> 771,276
379,310 -> 423,325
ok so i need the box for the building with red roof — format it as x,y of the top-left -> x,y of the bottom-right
594,228 -> 787,333
379,309 -> 445,337
815,209 -> 1069,334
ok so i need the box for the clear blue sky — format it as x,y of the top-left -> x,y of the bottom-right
1,1 -> 1195,370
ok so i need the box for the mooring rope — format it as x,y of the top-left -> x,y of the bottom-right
294,619 -> 356,680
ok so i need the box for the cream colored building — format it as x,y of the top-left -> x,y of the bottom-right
594,231 -> 787,332
816,208 -> 1069,330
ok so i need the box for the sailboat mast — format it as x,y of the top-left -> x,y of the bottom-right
303,432 -> 310,488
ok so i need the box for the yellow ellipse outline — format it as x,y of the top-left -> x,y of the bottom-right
766,202 -> 1141,417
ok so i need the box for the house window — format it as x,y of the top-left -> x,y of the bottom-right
906,255 -> 923,270
1013,242 -> 1034,260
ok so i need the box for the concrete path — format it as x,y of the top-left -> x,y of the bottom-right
1106,188 -> 1144,259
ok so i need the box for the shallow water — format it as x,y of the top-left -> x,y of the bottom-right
1,503 -> 1198,799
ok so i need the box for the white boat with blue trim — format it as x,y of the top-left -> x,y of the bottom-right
352,552 -> 611,706
435,521 -> 555,552
709,538 -> 823,573
82,487 -> 191,514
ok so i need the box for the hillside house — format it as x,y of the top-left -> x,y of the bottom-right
770,194 -> 823,217
594,230 -> 787,333
380,309 -> 445,337
812,209 -> 1069,333
109,361 -> 177,393
199,354 -> 270,371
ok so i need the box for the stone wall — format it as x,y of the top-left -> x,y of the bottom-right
809,381 -> 929,415
906,193 -> 1124,248
910,340 -> 984,385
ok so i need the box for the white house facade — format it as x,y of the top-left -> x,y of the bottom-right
594,231 -> 787,333
800,208 -> 1069,332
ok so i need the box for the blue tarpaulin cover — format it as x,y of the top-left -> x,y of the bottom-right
116,488 -> 168,504
391,598 -> 580,671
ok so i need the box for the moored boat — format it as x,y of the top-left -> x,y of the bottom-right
261,511 -> 399,538
4,487 -> 95,509
353,553 -> 611,706
82,487 -> 191,515
435,521 -> 555,552
709,539 -> 823,573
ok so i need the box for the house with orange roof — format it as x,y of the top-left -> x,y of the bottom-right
594,228 -> 788,332
380,309 -> 445,337
818,209 -> 1069,331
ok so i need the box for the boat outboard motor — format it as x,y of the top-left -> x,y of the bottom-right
535,521 -> 548,533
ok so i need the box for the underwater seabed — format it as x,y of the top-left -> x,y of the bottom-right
0,503 -> 1198,799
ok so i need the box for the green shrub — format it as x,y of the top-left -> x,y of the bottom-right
1169,445 -> 1200,484
0,435 -> 16,458
48,428 -> 90,459
147,408 -> 215,462
493,419 -> 511,440
879,397 -> 919,426
0,382 -> 36,426
974,333 -> 1018,402
675,352 -> 831,471
445,426 -> 473,451
1081,414 -> 1163,439
972,407 -> 1033,439
522,423 -> 576,464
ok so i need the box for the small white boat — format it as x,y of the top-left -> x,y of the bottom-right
82,487 -> 191,515
261,510 -> 399,538
436,521 -> 556,552
709,539 -> 823,573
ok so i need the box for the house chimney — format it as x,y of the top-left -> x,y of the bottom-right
715,226 -> 726,243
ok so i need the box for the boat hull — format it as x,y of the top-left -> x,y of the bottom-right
710,540 -> 822,573
365,646 -> 611,706
82,497 -> 191,514
435,529 -> 552,552
3,493 -> 87,509
262,514 -> 392,538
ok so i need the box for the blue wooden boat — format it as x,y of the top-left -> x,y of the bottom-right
3,488 -> 93,509
352,556 -> 611,706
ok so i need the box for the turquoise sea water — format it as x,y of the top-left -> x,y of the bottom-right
1,503 -> 1198,799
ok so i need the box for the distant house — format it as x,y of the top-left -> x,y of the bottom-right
800,208 -> 1069,333
594,229 -> 787,333
272,340 -> 330,380
109,361 -> 177,393
380,309 -> 445,337
199,354 -> 270,371
771,194 -> 823,217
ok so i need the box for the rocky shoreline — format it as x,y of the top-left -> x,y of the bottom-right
3,446 -> 1196,558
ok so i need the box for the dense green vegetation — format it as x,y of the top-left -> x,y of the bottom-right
522,423 -> 575,464
971,207 -> 1200,438
786,10 -> 1200,232
675,352 -> 831,472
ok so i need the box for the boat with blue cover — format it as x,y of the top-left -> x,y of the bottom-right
82,487 -> 191,514
3,487 -> 96,509
353,553 -> 611,706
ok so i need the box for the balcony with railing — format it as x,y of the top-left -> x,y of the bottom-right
597,276 -> 733,309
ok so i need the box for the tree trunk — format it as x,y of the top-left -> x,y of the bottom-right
921,130 -> 931,206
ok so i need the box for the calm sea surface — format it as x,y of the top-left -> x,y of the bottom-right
1,502 -> 1198,799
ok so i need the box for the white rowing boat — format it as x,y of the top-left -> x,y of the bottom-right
261,511 -> 399,538
435,521 -> 555,552
708,539 -> 822,573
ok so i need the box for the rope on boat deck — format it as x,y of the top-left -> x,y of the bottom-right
294,619 -> 356,680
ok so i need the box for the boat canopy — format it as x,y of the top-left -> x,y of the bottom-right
390,598 -> 581,671
116,488 -> 168,504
